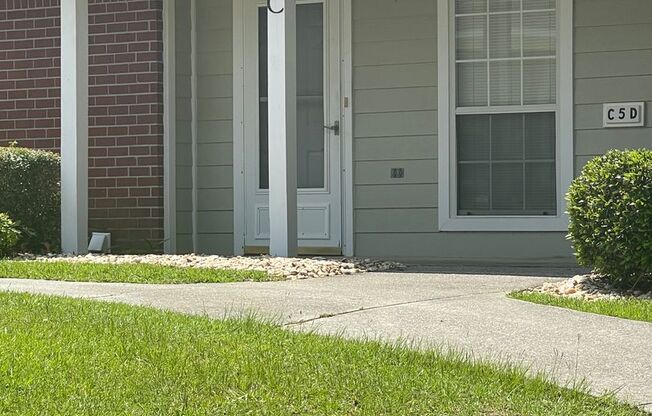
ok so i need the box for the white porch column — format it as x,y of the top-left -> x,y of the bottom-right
60,0 -> 88,254
267,0 -> 298,257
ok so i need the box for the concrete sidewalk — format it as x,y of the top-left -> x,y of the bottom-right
1,268 -> 650,410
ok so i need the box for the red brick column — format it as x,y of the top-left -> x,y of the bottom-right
0,0 -> 164,253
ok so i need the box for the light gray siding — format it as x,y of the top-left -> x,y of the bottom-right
352,0 -> 439,250
574,0 -> 652,175
194,0 -> 234,254
175,0 -> 193,253
173,0 -> 234,255
349,0 -> 652,262
171,0 -> 651,262
351,0 -> 572,262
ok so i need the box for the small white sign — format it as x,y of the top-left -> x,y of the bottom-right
603,102 -> 645,128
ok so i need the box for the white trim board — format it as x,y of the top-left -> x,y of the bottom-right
436,0 -> 574,232
341,0 -> 354,256
266,0 -> 299,257
233,0 -> 246,255
60,0 -> 89,254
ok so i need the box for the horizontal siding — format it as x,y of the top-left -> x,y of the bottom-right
575,23 -> 652,53
197,211 -> 234,233
197,98 -> 232,121
355,233 -> 573,262
350,0 -> 574,261
355,208 -> 439,233
197,189 -> 233,211
352,0 -> 439,258
169,0 -> 652,262
352,0 -> 436,20
197,234 -> 234,254
355,160 -> 438,185
575,76 -> 652,105
196,166 -> 233,189
354,15 -> 436,43
198,120 -> 233,143
574,0 -> 652,27
575,50 -> 652,79
354,63 -> 437,90
351,1 -> 442,262
354,136 -> 437,161
175,0 -> 193,253
574,0 -> 652,176
196,52 -> 233,76
355,87 -> 438,114
354,39 -> 436,66
355,184 -> 438,209
197,143 -> 233,166
354,111 -> 437,137
576,129 -> 652,156
197,75 -> 233,98
194,0 -> 234,254
196,29 -> 232,53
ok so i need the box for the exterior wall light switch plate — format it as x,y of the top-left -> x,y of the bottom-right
391,168 -> 405,179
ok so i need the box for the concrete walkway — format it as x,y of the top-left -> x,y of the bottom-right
1,267 -> 650,410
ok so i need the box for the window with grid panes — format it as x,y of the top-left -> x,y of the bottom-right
454,0 -> 558,216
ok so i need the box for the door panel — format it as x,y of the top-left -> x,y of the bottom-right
243,0 -> 342,253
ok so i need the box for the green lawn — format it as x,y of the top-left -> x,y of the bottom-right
510,291 -> 652,323
0,260 -> 279,284
0,293 -> 644,415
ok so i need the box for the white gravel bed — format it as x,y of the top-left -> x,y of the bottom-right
16,254 -> 406,280
524,274 -> 652,301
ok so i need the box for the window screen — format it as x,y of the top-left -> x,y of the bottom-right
258,4 -> 325,190
455,0 -> 557,216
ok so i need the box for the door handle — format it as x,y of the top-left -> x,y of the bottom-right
324,120 -> 340,136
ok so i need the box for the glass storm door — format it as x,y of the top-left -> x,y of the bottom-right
243,0 -> 342,254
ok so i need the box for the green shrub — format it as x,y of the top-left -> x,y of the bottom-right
0,145 -> 60,253
0,213 -> 20,257
567,149 -> 652,286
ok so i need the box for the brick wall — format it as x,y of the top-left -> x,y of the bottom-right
0,0 -> 60,150
0,0 -> 164,252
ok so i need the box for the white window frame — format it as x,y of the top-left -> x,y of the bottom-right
437,0 -> 573,232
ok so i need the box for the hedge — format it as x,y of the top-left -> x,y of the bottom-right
0,145 -> 61,253
567,149 -> 652,287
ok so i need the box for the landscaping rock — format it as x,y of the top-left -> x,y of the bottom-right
523,274 -> 652,301
16,253 -> 406,280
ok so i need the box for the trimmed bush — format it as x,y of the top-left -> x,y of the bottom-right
0,213 -> 20,257
0,145 -> 60,253
567,149 -> 652,286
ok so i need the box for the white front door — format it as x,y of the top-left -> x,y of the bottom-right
243,0 -> 342,254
